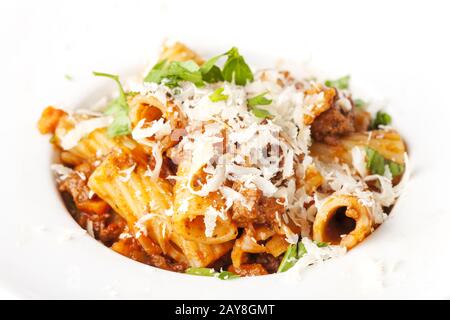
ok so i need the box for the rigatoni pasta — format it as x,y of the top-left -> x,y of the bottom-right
38,41 -> 409,278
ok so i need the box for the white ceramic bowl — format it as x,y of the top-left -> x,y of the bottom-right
1,0 -> 450,299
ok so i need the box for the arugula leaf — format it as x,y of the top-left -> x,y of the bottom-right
217,271 -> 240,280
185,267 -> 216,277
222,47 -> 254,86
371,110 -> 392,129
277,244 -> 299,273
93,71 -> 131,137
247,92 -> 272,107
354,98 -> 366,108
185,268 -> 239,280
325,75 -> 350,90
251,107 -> 272,119
209,87 -> 228,102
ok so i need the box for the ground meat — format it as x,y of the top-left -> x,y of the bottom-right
311,99 -> 356,145
251,253 -> 282,274
111,237 -> 187,272
97,214 -> 126,245
231,186 -> 285,228
58,163 -> 110,215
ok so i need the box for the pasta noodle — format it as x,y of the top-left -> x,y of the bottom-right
312,195 -> 373,249
38,41 -> 409,277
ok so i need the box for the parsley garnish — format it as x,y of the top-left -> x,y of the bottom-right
315,241 -> 330,248
251,107 -> 272,119
325,75 -> 350,90
200,54 -> 225,83
144,47 -> 253,87
216,271 -> 240,280
185,267 -> 240,280
93,71 -> 131,137
366,147 -> 386,176
247,92 -> 273,118
366,147 -> 404,177
277,244 -> 299,273
371,110 -> 392,129
209,88 -> 228,102
144,60 -> 203,88
277,241 -> 332,273
222,47 -> 254,85
388,162 -> 405,177
247,92 -> 272,107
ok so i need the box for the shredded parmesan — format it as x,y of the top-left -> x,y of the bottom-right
118,163 -> 136,182
50,164 -> 73,180
60,116 -> 113,150
132,118 -> 171,141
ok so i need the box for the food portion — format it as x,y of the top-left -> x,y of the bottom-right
38,42 -> 408,278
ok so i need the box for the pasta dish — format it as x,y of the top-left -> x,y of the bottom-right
37,42 -> 408,278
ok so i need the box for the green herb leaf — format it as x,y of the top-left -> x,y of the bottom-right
247,92 -> 273,118
144,59 -> 169,83
277,244 -> 299,273
202,65 -> 224,83
185,267 -> 216,277
144,60 -> 203,87
325,75 -> 350,90
209,87 -> 228,102
388,161 -> 405,178
251,107 -> 272,119
167,61 -> 203,86
297,242 -> 307,259
366,147 -> 404,177
217,271 -> 240,280
185,268 -> 239,280
247,92 -> 272,107
93,71 -> 131,137
200,54 -> 225,75
315,241 -> 329,248
371,110 -> 392,129
222,47 -> 254,86
354,98 -> 366,108
64,74 -> 73,81
199,54 -> 225,83
366,147 -> 386,176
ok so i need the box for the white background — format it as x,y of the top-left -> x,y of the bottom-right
1,0 -> 449,299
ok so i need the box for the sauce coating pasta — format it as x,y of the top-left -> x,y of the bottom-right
38,42 -> 408,277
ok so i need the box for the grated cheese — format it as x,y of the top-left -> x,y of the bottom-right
50,164 -> 73,181
118,163 -> 136,183
60,116 -> 113,150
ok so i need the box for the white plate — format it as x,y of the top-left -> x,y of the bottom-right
1,0 -> 450,299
